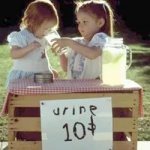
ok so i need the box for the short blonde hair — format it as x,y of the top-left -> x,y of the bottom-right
20,0 -> 59,33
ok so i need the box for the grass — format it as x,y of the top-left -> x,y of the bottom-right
0,44 -> 65,141
0,45 -> 11,141
127,43 -> 150,140
0,40 -> 150,141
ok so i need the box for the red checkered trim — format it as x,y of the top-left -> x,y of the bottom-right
8,79 -> 142,95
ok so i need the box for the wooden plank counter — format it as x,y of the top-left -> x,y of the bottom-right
2,79 -> 143,150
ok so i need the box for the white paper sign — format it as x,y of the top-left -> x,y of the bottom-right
40,97 -> 113,150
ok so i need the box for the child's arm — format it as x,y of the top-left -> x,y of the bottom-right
51,38 -> 102,59
59,53 -> 68,72
51,68 -> 58,78
10,41 -> 41,59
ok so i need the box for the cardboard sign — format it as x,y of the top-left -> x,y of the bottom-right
40,97 -> 113,150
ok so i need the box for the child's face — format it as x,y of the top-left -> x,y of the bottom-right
34,20 -> 56,38
76,11 -> 104,41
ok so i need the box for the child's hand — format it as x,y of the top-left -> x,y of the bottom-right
51,38 -> 71,55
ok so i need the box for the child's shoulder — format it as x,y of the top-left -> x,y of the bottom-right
92,32 -> 109,40
89,32 -> 109,48
7,29 -> 32,46
8,28 -> 30,38
91,32 -> 109,43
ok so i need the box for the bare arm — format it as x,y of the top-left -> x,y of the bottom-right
10,41 -> 41,59
59,53 -> 68,72
51,38 -> 102,59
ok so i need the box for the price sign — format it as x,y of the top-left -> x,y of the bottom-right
40,97 -> 113,150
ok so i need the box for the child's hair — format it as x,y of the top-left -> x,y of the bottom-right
20,0 -> 59,33
75,0 -> 114,37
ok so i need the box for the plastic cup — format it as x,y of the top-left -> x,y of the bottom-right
45,30 -> 60,45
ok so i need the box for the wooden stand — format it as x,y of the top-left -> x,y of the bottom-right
8,90 -> 140,150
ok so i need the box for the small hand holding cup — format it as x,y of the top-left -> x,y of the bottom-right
51,37 -> 72,56
45,30 -> 60,46
45,31 -> 66,55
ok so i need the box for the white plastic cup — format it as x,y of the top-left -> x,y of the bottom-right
45,30 -> 60,45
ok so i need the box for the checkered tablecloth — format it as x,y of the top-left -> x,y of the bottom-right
0,79 -> 143,116
7,79 -> 142,94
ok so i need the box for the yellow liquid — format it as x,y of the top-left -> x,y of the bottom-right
102,50 -> 126,86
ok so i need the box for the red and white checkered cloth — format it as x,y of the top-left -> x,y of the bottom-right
0,79 -> 143,116
7,79 -> 142,94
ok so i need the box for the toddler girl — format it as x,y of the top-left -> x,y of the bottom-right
6,0 -> 59,86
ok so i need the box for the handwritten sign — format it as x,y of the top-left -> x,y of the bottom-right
40,97 -> 113,150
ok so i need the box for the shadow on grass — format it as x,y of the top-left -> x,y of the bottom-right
128,51 -> 150,84
143,78 -> 150,85
140,41 -> 150,47
131,53 -> 150,66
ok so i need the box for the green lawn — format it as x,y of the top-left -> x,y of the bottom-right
0,42 -> 150,141
127,43 -> 150,140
